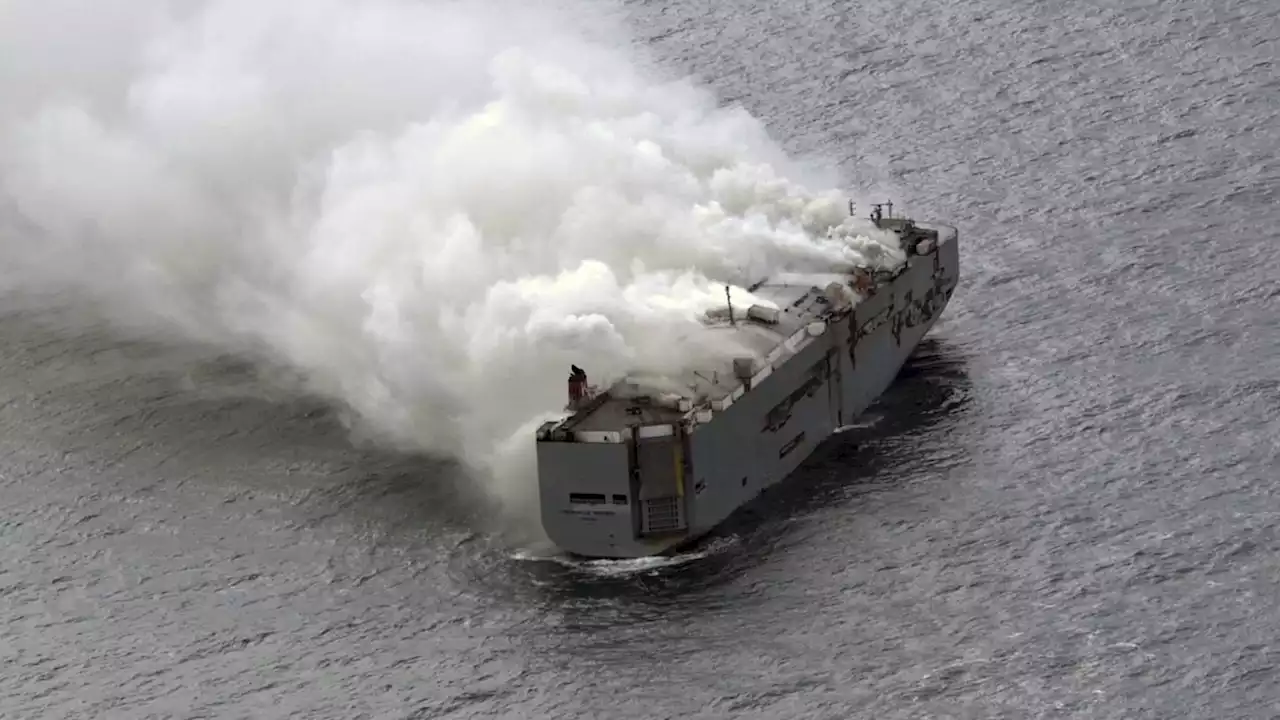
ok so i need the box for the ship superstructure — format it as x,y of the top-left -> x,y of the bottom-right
535,203 -> 959,558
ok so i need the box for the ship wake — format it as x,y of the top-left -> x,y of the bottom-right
510,536 -> 740,576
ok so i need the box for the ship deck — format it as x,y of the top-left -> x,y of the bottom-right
550,220 -> 957,437
559,270 -> 856,434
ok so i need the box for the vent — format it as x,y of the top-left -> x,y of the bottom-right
642,496 -> 683,534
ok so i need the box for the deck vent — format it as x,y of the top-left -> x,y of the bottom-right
641,496 -> 682,534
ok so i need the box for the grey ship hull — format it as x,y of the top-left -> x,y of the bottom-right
536,223 -> 959,559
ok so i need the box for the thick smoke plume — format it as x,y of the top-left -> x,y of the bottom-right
0,0 -> 904,531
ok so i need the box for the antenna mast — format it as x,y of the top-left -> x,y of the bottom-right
725,285 -> 736,326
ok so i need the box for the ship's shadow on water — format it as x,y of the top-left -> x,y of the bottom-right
507,337 -> 974,603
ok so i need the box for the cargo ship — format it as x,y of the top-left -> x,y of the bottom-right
534,202 -> 960,558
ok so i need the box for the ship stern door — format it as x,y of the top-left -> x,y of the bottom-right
633,424 -> 690,537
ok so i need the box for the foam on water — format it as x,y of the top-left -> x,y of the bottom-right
510,536 -> 738,576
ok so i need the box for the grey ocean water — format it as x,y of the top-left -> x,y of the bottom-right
3,0 -> 1278,717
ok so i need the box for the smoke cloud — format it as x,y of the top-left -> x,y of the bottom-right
0,0 -> 905,532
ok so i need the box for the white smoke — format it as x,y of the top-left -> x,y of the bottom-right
0,0 -> 905,529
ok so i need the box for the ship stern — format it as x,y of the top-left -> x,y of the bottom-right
535,424 -> 693,559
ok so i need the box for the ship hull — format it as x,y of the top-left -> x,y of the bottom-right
537,227 -> 959,559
